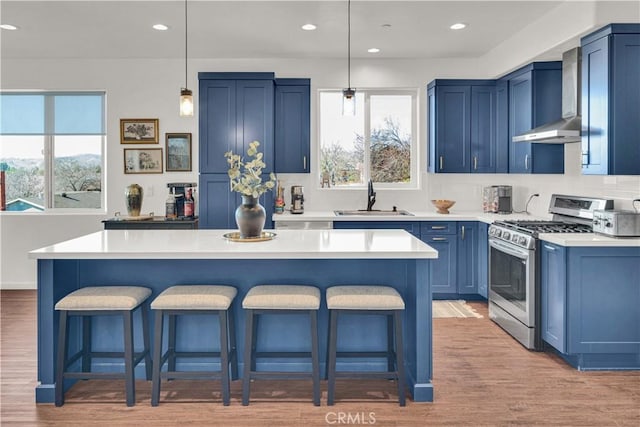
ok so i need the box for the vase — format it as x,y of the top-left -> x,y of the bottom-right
125,184 -> 143,217
235,195 -> 266,239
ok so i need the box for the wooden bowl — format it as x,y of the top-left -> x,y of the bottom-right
431,199 -> 456,214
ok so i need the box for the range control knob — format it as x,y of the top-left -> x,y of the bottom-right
512,234 -> 519,242
502,231 -> 511,240
519,236 -> 528,246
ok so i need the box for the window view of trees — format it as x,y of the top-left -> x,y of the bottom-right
319,91 -> 415,188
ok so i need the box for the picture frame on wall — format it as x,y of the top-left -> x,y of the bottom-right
124,148 -> 163,174
165,133 -> 192,172
120,118 -> 159,144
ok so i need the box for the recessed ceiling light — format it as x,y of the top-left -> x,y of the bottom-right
368,48 -> 380,53
381,24 -> 392,29
301,24 -> 317,31
0,24 -> 18,30
153,24 -> 169,31
450,23 -> 467,30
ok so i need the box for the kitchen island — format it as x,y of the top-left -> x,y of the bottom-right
29,229 -> 438,403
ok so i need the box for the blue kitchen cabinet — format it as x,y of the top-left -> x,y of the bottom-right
457,222 -> 479,295
477,222 -> 489,299
333,221 -> 420,237
540,243 -> 640,370
421,222 -> 457,298
581,24 -> 640,175
199,173 -> 274,230
198,73 -> 275,174
503,62 -> 564,174
427,80 -> 497,173
540,242 -> 567,353
495,79 -> 509,173
274,79 -> 311,173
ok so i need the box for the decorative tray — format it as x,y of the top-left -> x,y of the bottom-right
112,214 -> 154,221
223,231 -> 276,242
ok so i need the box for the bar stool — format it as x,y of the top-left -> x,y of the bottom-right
242,285 -> 321,406
55,285 -> 152,407
150,285 -> 238,406
326,285 -> 406,406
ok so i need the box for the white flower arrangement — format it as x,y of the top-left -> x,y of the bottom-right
224,141 -> 276,198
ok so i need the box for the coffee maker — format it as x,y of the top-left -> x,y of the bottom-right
167,182 -> 197,218
290,186 -> 304,214
483,185 -> 512,214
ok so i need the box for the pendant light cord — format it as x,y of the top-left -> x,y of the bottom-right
184,0 -> 188,89
347,0 -> 351,89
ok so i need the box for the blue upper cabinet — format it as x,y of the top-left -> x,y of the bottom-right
198,73 -> 275,174
274,79 -> 311,173
503,62 -> 564,173
581,24 -> 640,175
427,80 -> 497,173
495,79 -> 510,173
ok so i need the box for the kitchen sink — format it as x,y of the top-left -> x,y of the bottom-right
334,209 -> 414,216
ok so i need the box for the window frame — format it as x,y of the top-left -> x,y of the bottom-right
317,88 -> 419,190
0,91 -> 106,213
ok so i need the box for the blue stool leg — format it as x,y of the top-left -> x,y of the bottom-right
394,310 -> 406,407
387,314 -> 395,372
82,316 -> 92,373
327,309 -> 338,406
310,310 -> 320,406
123,310 -> 135,407
167,314 -> 177,374
228,304 -> 239,381
219,310 -> 231,406
55,310 -> 69,407
242,309 -> 254,406
151,310 -> 164,406
141,304 -> 152,380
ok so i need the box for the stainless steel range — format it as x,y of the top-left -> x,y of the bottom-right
488,194 -> 613,350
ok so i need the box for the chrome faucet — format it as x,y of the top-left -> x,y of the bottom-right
366,179 -> 376,211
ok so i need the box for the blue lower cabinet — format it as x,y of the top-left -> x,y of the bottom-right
422,234 -> 457,297
541,243 -> 640,369
199,173 -> 274,230
457,222 -> 479,295
540,242 -> 567,353
477,222 -> 489,299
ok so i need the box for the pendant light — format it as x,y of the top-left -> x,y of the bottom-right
179,0 -> 194,117
342,0 -> 356,116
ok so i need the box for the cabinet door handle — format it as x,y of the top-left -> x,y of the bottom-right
439,156 -> 444,171
543,244 -> 556,251
525,154 -> 530,170
303,156 -> 307,170
461,225 -> 466,240
431,237 -> 448,241
581,151 -> 589,166
431,225 -> 447,230
473,156 -> 478,170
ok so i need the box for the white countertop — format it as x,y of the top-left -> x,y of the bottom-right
273,210 -> 546,224
540,233 -> 640,247
29,229 -> 439,260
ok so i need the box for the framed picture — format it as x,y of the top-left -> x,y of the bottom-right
165,133 -> 192,172
120,118 -> 159,144
124,148 -> 163,174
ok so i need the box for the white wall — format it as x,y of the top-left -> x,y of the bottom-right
2,5 -> 639,289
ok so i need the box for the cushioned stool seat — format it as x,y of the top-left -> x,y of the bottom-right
242,285 -> 321,406
326,285 -> 406,406
55,286 -> 152,407
150,285 -> 238,406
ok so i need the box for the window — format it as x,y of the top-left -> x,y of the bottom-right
319,89 -> 417,188
0,92 -> 105,211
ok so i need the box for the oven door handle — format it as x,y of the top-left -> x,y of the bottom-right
489,238 -> 530,259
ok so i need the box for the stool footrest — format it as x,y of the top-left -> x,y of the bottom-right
254,351 -> 311,359
334,371 -> 399,379
64,372 -> 128,380
169,351 -> 223,358
248,371 -> 315,380
161,371 -> 223,380
336,351 -> 393,358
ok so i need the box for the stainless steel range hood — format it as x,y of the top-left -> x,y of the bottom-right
513,47 -> 581,143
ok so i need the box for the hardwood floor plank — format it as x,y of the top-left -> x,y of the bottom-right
1,292 -> 639,426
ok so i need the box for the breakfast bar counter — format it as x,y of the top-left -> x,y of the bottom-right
29,229 -> 438,403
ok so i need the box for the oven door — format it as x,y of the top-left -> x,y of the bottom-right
488,238 -> 535,327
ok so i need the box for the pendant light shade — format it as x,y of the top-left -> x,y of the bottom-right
342,0 -> 355,116
179,0 -> 193,117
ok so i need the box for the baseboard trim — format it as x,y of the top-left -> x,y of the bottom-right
0,282 -> 37,290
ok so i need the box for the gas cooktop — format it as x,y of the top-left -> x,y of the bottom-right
499,220 -> 593,234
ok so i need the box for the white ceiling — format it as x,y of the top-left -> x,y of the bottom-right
0,1 -> 637,61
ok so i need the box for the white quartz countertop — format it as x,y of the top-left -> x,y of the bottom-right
539,233 -> 640,247
29,229 -> 439,260
273,210 -> 546,224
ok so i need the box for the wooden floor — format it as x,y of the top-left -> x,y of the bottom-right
1,290 -> 639,426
